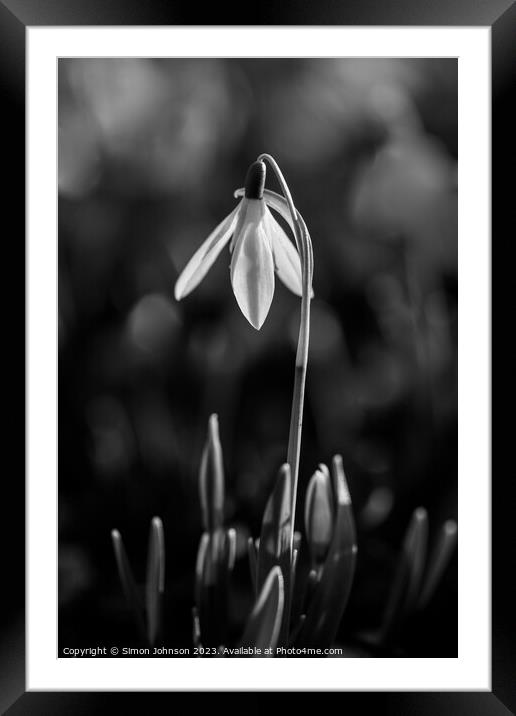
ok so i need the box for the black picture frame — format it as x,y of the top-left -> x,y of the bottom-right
2,0 -> 511,712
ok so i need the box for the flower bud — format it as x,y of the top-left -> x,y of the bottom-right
304,466 -> 334,564
199,414 -> 225,533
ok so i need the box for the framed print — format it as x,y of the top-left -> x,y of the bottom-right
1,0 -> 512,712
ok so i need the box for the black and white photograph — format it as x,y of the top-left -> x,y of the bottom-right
1,1 -> 509,708
58,56 -> 459,659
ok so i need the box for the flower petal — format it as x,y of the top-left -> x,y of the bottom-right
174,205 -> 240,300
230,200 -> 275,330
235,187 -> 314,298
264,208 -> 303,297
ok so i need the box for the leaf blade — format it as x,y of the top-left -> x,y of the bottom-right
238,566 -> 284,656
146,516 -> 165,646
111,528 -> 146,642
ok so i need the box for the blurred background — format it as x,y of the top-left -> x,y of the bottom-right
58,58 -> 457,657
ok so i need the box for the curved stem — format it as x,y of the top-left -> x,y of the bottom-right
257,154 -> 313,636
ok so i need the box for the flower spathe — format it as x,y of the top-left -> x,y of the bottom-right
174,161 -> 305,330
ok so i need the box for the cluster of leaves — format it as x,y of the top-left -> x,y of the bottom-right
111,414 -> 456,656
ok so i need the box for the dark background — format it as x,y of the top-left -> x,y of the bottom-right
58,57 -> 457,657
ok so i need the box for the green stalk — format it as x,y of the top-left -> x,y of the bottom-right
256,154 -> 314,640
256,154 -> 313,548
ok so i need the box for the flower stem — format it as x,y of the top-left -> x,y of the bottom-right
257,154 -> 313,637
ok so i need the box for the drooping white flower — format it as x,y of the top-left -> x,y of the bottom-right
174,160 -> 304,330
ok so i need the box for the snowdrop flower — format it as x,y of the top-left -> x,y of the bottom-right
174,160 -> 304,330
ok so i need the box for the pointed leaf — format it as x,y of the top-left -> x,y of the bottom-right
256,464 -> 292,646
192,607 -> 202,650
381,507 -> 428,642
146,516 -> 165,646
256,464 -> 292,593
248,536 -> 258,594
195,528 -> 232,647
418,519 -> 457,610
111,529 -> 146,641
238,566 -> 284,655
